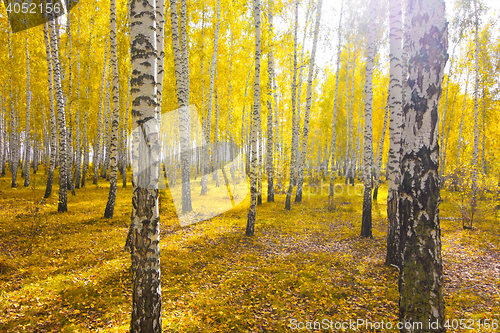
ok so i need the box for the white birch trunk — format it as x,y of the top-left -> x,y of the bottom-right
266,0 -> 275,203
43,21 -> 58,198
295,0 -> 322,203
104,0 -> 121,218
386,0 -> 404,266
360,0 -> 377,238
470,0 -> 480,225
24,33 -> 31,187
201,0 -> 220,195
94,42 -> 108,185
75,51 -> 81,188
246,0 -> 261,236
398,0 -> 447,327
48,14 -> 69,212
7,28 -> 18,188
328,0 -> 343,210
285,0 -> 299,210
126,0 -> 162,329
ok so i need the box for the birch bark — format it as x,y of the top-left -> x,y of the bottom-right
201,0 -> 220,195
48,13 -> 69,212
246,0 -> 262,236
328,0 -> 343,211
398,0 -> 447,327
386,0 -> 404,266
24,33 -> 31,187
285,0 -> 299,210
104,0 -> 121,218
471,0 -> 480,225
295,0 -> 322,203
360,0 -> 377,238
126,0 -> 162,329
266,0 -> 275,203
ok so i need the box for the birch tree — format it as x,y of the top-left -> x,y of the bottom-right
385,0 -> 404,267
126,0 -> 162,329
75,51 -> 81,189
398,0 -> 447,327
24,33 -> 31,188
104,0 -> 121,218
7,28 -> 18,188
65,4 -> 75,196
295,0 -> 322,203
360,0 -> 377,239
43,21 -> 57,198
246,0 -> 261,237
470,0 -> 480,225
266,0 -> 275,203
48,13 -> 69,212
328,0 -> 343,211
285,0 -> 299,210
94,42 -> 108,185
171,0 -> 192,212
201,0 -> 220,195
180,0 -> 191,210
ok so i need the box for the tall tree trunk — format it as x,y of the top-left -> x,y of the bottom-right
328,0 -> 343,211
66,5 -> 76,196
43,22 -> 57,198
7,28 -> 18,188
246,0 -> 261,236
48,14 -> 69,212
104,0 -> 121,218
75,51 -> 81,189
81,29 -> 94,188
385,0 -> 404,267
170,0 -> 193,212
295,1 -> 313,178
360,0 -> 377,238
285,0 -> 299,210
201,0 -> 220,195
266,0 -> 275,203
179,0 -> 192,212
295,0 -> 322,203
398,0 -> 447,328
471,0 -> 480,225
24,33 -> 31,187
126,0 -> 162,329
94,42 -> 108,185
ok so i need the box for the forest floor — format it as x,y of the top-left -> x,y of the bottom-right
0,169 -> 499,332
